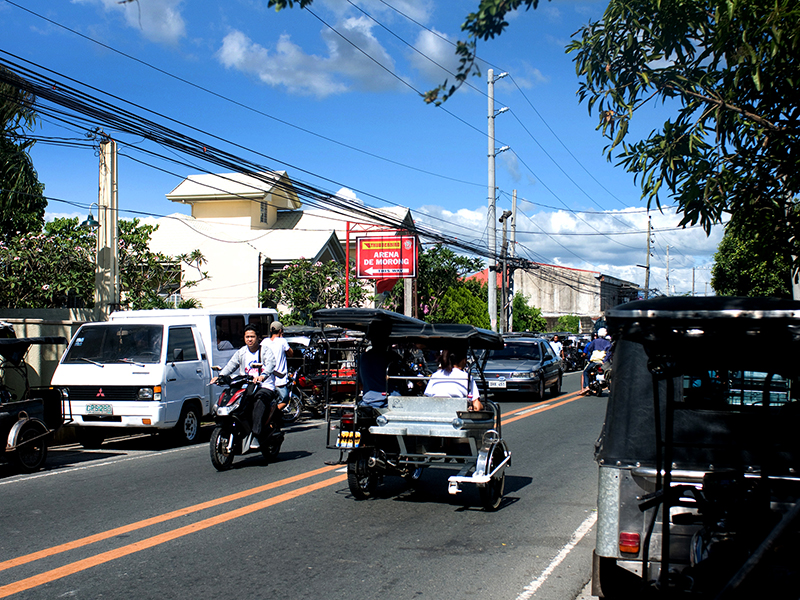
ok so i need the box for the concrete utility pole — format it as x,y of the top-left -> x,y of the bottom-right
644,214 -> 652,299
508,190 -> 517,332
96,138 -> 119,320
499,210 -> 512,334
487,68 -> 508,332
665,245 -> 670,296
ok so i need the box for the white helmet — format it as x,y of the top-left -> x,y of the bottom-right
597,327 -> 607,338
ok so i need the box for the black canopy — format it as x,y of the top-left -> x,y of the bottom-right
0,337 -> 68,366
312,308 -> 424,333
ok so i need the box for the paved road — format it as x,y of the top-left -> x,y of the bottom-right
0,372 -> 607,600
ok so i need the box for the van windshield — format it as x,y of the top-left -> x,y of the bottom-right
64,325 -> 163,364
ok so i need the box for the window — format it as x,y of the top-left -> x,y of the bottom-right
248,315 -> 274,339
64,325 -> 163,364
215,315 -> 245,348
260,202 -> 268,224
167,327 -> 198,362
681,370 -> 794,408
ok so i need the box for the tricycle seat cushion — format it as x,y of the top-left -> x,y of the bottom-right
368,396 -> 487,438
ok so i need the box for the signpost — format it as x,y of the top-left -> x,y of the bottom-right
356,236 -> 417,279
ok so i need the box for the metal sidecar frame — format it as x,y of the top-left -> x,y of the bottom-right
0,336 -> 69,472
313,308 -> 510,510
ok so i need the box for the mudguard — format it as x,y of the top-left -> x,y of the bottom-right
6,415 -> 49,452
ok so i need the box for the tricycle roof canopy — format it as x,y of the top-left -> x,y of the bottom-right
312,308 -> 424,333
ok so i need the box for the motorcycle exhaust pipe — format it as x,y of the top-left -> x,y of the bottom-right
367,455 -> 385,469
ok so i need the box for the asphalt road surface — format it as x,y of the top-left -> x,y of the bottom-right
1,372 -> 607,600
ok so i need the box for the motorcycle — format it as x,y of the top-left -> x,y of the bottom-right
209,368 -> 284,471
562,345 -> 586,372
281,368 -> 326,423
585,361 -> 610,396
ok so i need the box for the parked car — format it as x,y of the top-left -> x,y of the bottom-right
476,334 -> 562,401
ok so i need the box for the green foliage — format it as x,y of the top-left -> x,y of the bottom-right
380,245 -> 486,321
1,67 -> 46,241
711,223 -> 792,298
0,217 -> 207,309
431,284 -> 490,328
117,219 -> 208,310
568,0 -> 800,256
556,314 -> 581,333
512,293 -> 547,332
260,259 -> 368,324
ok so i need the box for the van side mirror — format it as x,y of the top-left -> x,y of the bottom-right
173,348 -> 184,362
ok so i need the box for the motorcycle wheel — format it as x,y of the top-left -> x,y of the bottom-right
209,425 -> 235,471
479,444 -> 506,511
11,421 -> 48,473
261,433 -> 283,461
347,449 -> 377,500
281,389 -> 302,423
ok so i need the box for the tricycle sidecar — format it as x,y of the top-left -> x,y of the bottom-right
594,297 -> 800,599
1,336 -> 69,472
313,309 -> 510,510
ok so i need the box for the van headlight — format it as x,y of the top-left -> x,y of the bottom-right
137,386 -> 162,401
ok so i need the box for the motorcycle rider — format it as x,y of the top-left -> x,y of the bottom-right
262,321 -> 293,412
580,327 -> 612,395
210,324 -> 278,443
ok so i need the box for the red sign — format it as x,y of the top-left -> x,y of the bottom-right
356,236 -> 417,278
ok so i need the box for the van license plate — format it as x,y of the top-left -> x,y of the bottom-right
87,403 -> 112,415
489,381 -> 506,389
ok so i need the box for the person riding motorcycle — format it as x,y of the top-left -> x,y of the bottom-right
580,327 -> 611,395
210,324 -> 279,442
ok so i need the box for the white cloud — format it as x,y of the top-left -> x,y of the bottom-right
72,0 -> 186,45
217,17 -> 406,97
412,203 -> 722,295
408,28 -> 460,83
334,187 -> 364,205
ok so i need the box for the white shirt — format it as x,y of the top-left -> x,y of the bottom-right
243,348 -> 274,390
550,341 -> 563,356
262,336 -> 290,386
424,367 -> 479,400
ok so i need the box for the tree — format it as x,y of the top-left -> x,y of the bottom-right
433,285 -> 490,329
117,219 -> 208,310
381,245 -> 485,321
259,259 -> 369,324
556,315 -> 581,333
1,66 -> 46,241
511,293 -> 547,332
711,223 -> 792,298
0,217 -> 207,309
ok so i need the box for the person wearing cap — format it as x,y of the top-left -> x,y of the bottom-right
261,321 -> 293,412
580,327 -> 612,395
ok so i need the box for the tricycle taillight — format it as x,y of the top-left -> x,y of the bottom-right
619,532 -> 640,554
341,410 -> 355,425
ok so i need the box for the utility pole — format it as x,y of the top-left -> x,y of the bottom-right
692,267 -> 695,297
508,190 -> 517,332
487,68 -> 508,332
96,137 -> 119,320
499,210 -> 512,334
665,245 -> 670,296
637,214 -> 652,299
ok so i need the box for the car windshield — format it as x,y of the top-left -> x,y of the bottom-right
64,325 -> 163,364
487,343 -> 540,361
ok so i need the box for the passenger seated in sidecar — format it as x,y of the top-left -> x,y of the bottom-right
424,348 -> 483,411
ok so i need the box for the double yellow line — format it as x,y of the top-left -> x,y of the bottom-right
1,390 -> 585,597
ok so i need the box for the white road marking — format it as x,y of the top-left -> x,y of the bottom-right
515,511 -> 598,600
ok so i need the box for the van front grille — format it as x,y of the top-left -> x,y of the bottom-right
64,386 -> 142,402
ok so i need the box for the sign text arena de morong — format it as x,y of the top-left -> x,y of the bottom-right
356,236 -> 417,279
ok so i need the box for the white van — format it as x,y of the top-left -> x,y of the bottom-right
52,308 -> 278,448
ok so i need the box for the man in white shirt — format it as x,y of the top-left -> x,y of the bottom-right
261,321 -> 293,411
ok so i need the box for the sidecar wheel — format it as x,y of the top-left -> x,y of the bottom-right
347,450 -> 377,500
12,421 -> 48,473
210,426 -> 235,471
479,445 -> 506,511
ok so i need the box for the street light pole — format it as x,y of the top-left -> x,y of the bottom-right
487,68 -> 508,332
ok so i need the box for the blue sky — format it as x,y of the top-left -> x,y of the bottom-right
2,0 -> 722,295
